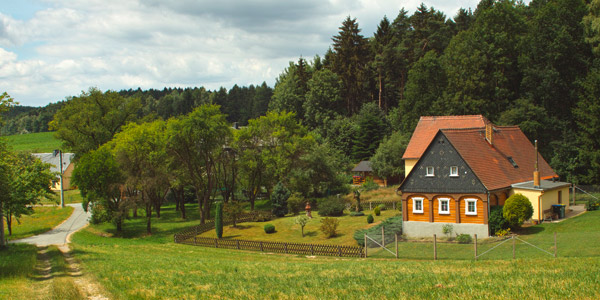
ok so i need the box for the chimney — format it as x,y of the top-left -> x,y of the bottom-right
485,123 -> 493,145
533,140 -> 540,188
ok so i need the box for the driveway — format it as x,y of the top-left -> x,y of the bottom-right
10,203 -> 91,246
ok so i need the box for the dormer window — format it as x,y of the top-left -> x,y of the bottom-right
426,166 -> 434,177
450,166 -> 459,177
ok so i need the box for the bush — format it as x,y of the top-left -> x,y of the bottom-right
89,204 -> 110,224
374,206 -> 381,216
367,214 -> 374,223
503,193 -> 534,228
586,198 -> 600,211
495,228 -> 511,237
264,224 -> 275,234
320,217 -> 339,238
377,204 -> 386,211
317,196 -> 346,217
295,215 -> 310,237
287,193 -> 305,215
251,211 -> 273,222
223,201 -> 245,227
361,177 -> 379,191
489,206 -> 509,235
442,224 -> 454,237
215,202 -> 223,238
354,216 -> 403,247
456,233 -> 472,244
350,211 -> 365,217
271,181 -> 290,217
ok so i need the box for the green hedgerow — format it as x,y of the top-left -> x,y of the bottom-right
503,193 -> 533,228
264,224 -> 275,234
456,233 -> 472,244
317,197 -> 346,217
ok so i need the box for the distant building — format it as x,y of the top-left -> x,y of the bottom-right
32,152 -> 76,190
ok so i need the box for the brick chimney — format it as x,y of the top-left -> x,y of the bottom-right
533,140 -> 540,188
485,123 -> 493,146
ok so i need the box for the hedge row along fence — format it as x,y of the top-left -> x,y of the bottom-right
355,200 -> 400,211
174,211 -> 365,258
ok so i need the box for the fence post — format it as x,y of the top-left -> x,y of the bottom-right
236,240 -> 240,250
512,235 -> 515,259
382,226 -> 385,248
311,244 -> 314,255
338,246 -> 342,257
194,236 -> 197,245
433,234 -> 437,261
260,241 -> 264,252
364,234 -> 368,258
395,233 -> 398,259
474,234 -> 478,260
554,232 -> 557,258
285,243 -> 288,254
393,201 -> 396,210
370,202 -> 372,210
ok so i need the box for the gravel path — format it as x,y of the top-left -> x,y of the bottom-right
10,203 -> 91,246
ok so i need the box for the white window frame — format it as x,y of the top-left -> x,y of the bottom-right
465,198 -> 478,216
450,166 -> 459,177
412,197 -> 424,214
426,166 -> 435,177
438,198 -> 450,215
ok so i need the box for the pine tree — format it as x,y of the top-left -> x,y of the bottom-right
215,201 -> 223,238
271,182 -> 290,217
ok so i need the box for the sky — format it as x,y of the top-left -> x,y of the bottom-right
1,0 -> 484,107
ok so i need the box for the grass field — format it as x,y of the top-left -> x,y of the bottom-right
41,189 -> 83,205
2,131 -> 62,153
66,203 -> 600,299
3,205 -> 74,241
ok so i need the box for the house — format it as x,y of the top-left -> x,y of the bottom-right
352,161 -> 384,186
398,117 -> 570,237
32,152 -> 76,190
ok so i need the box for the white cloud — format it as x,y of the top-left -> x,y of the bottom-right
0,0 -> 487,106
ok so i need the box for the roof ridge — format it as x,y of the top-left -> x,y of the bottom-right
420,115 -> 485,120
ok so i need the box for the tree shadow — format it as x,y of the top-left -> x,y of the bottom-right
516,226 -> 545,235
305,231 -> 318,237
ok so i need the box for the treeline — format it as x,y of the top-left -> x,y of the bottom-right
1,83 -> 272,135
268,0 -> 600,185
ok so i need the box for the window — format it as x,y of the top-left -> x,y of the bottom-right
412,197 -> 424,213
450,166 -> 459,177
465,198 -> 478,215
426,166 -> 434,177
438,198 -> 450,215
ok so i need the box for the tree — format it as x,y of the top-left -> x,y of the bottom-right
574,69 -> 600,184
72,147 -> 128,232
503,193 -> 533,228
271,182 -> 290,217
370,131 -> 410,185
303,68 -> 343,130
166,104 -> 231,223
269,59 -> 312,120
223,201 -> 244,228
351,103 -> 389,161
50,88 -> 141,155
215,201 -> 223,238
0,92 -> 17,117
110,120 -> 170,234
295,215 -> 310,237
584,0 -> 600,56
1,152 -> 55,238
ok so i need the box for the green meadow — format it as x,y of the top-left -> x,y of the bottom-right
62,204 -> 600,299
2,132 -> 62,153
3,205 -> 74,241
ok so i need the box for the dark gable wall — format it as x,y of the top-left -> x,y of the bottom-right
402,131 -> 486,194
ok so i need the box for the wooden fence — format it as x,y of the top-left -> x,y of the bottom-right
358,200 -> 399,211
174,211 -> 365,258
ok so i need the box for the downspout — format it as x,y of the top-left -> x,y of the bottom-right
487,191 -> 491,237
538,191 -> 545,221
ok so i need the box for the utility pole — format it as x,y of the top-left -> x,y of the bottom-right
55,149 -> 65,208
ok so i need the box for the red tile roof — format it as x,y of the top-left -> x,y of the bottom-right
442,126 -> 557,191
402,115 -> 489,159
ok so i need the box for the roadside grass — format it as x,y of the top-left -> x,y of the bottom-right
199,209 -> 399,246
3,206 -> 74,241
41,189 -> 83,205
2,132 -> 62,153
70,203 -> 600,299
0,244 -> 39,299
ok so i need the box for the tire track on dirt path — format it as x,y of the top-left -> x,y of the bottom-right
57,245 -> 109,300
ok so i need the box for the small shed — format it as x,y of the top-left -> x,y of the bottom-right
352,161 -> 390,187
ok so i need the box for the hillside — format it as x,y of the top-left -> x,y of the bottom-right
2,132 -> 62,153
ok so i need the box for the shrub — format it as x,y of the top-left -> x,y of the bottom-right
215,201 -> 223,238
317,197 -> 346,217
251,211 -> 273,222
367,214 -> 374,223
503,193 -> 534,228
287,193 -> 305,215
586,198 -> 599,211
350,211 -> 365,217
264,224 -> 275,234
271,181 -> 290,217
495,228 -> 511,237
442,224 -> 454,237
377,204 -> 386,211
89,204 -> 110,224
223,201 -> 244,227
374,206 -> 381,216
361,177 -> 379,191
354,216 -> 403,247
489,206 -> 509,235
320,217 -> 339,238
456,233 -> 472,244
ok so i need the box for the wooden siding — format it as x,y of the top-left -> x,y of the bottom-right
433,196 -> 455,223
459,196 -> 485,224
407,196 -> 429,222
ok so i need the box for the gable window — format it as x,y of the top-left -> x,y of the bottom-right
465,198 -> 478,215
426,166 -> 435,177
450,166 -> 459,177
412,197 -> 424,214
438,198 -> 450,215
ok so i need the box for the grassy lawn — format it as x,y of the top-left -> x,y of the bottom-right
40,189 -> 84,205
69,203 -> 600,299
2,132 -> 62,153
3,206 -> 74,241
199,209 -> 399,246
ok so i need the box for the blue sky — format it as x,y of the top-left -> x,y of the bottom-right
1,0 -> 486,107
